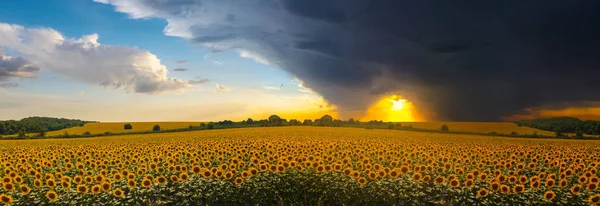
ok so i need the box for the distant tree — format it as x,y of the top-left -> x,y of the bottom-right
268,115 -> 283,126
576,128 -> 584,138
348,118 -> 355,125
510,131 -> 518,136
319,115 -> 333,126
387,123 -> 395,129
18,128 -> 26,138
124,124 -> 133,130
289,119 -> 300,125
152,125 -> 161,132
441,125 -> 449,132
207,122 -> 214,129
38,130 -> 46,137
246,118 -> 254,124
303,119 -> 313,125
555,131 -> 563,137
83,131 -> 91,136
200,123 -> 206,128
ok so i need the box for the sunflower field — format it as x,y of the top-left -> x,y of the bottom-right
1,126 -> 600,205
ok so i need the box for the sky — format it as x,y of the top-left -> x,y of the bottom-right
1,0 -> 600,122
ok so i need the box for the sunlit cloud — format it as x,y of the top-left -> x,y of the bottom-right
215,83 -> 229,93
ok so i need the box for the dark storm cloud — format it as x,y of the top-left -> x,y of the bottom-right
173,68 -> 188,72
99,0 -> 600,121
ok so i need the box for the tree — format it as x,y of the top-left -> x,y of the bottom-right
207,122 -> 214,129
268,115 -> 283,126
441,125 -> 449,132
555,131 -> 563,137
153,125 -> 161,132
124,124 -> 133,130
576,128 -> 584,138
303,119 -> 313,125
289,119 -> 300,125
246,118 -> 254,125
319,115 -> 333,126
387,123 -> 395,129
18,127 -> 26,138
348,118 -> 355,125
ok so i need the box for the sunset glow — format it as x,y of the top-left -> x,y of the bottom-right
361,95 -> 423,122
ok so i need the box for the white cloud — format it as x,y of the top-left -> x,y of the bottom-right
215,83 -> 229,93
262,86 -> 280,90
0,23 -> 189,93
212,60 -> 223,66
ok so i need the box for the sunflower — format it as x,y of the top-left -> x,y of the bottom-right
74,175 -> 83,184
530,180 -> 541,189
20,184 -> 31,195
519,176 -> 528,184
234,177 -> 244,185
479,174 -> 488,182
579,176 -> 588,184
500,185 -> 510,194
91,185 -> 101,194
202,170 -> 213,178
84,176 -> 93,184
476,188 -> 489,198
514,184 -> 525,194
13,176 -> 23,184
180,173 -> 189,182
113,174 -> 123,181
127,179 -> 137,188
113,188 -> 125,198
422,175 -> 431,183
412,172 -> 422,181
490,182 -> 500,192
545,179 -> 555,188
434,176 -> 445,185
2,177 -> 11,184
0,194 -> 13,205
2,182 -> 15,191
399,166 -> 409,174
155,176 -> 167,185
588,183 -> 600,192
46,190 -> 58,202
449,179 -> 460,188
465,180 -> 474,188
170,175 -> 179,183
94,174 -> 104,183
192,166 -> 202,174
543,191 -> 556,201
101,182 -> 112,192
47,178 -> 57,188
34,179 -> 42,188
357,177 -> 367,185
77,184 -> 88,194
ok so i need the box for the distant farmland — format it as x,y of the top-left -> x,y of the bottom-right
399,122 -> 556,136
44,122 -> 203,136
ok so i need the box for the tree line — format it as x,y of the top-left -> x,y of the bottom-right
0,117 -> 92,136
516,117 -> 600,136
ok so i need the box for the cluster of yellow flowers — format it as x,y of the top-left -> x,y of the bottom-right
0,127 -> 599,205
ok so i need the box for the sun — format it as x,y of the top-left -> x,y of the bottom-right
361,95 -> 423,122
389,98 -> 406,111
